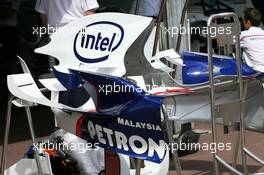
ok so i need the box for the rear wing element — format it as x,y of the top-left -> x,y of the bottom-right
35,13 -> 153,77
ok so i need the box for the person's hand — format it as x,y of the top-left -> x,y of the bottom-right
84,10 -> 96,16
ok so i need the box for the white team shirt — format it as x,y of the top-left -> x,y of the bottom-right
35,0 -> 99,28
240,27 -> 264,72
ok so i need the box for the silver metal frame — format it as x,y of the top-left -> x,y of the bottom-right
208,12 -> 264,175
152,0 -> 168,56
208,12 -> 245,175
1,56 -> 54,175
162,105 -> 182,175
0,95 -> 43,175
175,0 -> 190,53
0,95 -> 15,175
172,0 -> 190,79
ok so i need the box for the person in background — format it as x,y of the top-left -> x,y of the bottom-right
35,0 -> 99,29
35,0 -> 99,67
130,0 -> 161,18
240,8 -> 264,72
34,1 -> 105,174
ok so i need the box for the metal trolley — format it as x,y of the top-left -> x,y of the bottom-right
207,12 -> 264,175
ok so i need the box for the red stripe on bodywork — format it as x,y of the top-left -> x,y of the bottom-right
76,115 -> 84,137
152,88 -> 193,95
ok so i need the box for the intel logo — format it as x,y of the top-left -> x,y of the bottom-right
73,21 -> 124,63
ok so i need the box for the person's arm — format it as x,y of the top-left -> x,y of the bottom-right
82,0 -> 99,16
84,10 -> 96,16
35,0 -> 48,27
40,14 -> 48,27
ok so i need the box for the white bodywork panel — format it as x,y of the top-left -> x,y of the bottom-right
5,159 -> 39,175
7,73 -> 95,112
35,13 -> 153,77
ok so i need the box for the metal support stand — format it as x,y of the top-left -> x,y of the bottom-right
25,107 -> 36,143
0,95 -> 46,175
0,95 -> 14,175
208,12 -> 264,175
162,105 -> 182,175
135,159 -> 143,175
152,0 -> 168,56
175,0 -> 190,53
240,82 -> 264,175
232,131 -> 240,173
25,107 -> 42,175
1,56 -> 53,175
208,12 -> 245,175
172,0 -> 190,79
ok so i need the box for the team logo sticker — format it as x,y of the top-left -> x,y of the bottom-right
73,21 -> 124,63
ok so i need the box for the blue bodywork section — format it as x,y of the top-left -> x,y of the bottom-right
53,67 -> 82,89
51,50 -> 261,162
68,70 -> 166,163
182,51 -> 258,85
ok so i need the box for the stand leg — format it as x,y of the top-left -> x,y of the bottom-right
135,159 -> 143,175
162,105 -> 181,175
0,95 -> 14,175
25,107 -> 36,143
25,107 -> 41,175
231,131 -> 240,175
